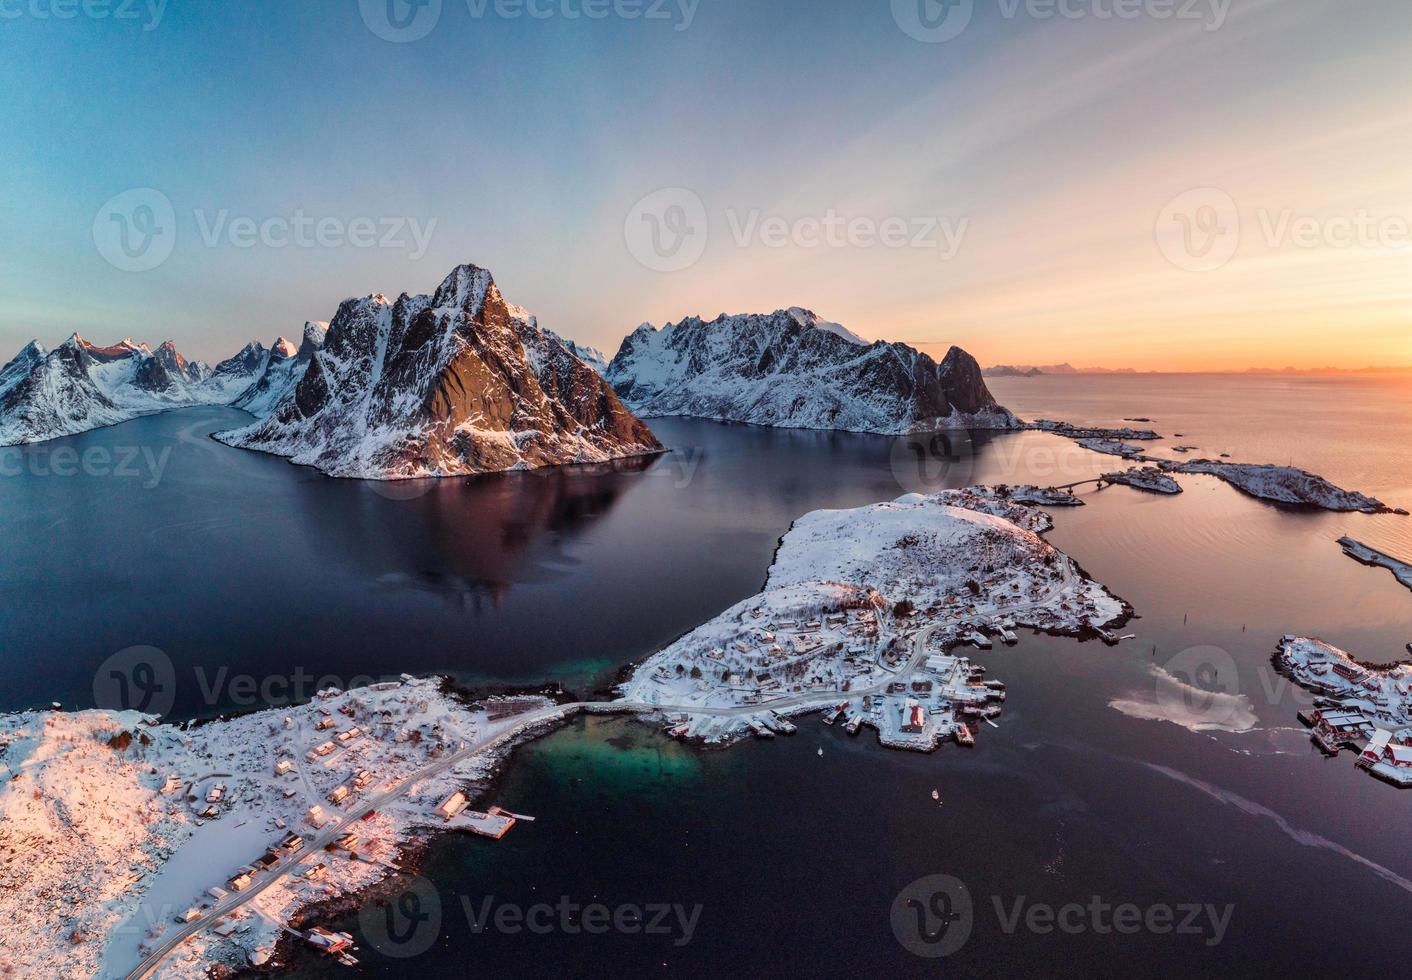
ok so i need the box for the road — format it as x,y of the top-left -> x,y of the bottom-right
122,701 -> 586,980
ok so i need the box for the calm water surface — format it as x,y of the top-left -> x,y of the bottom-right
2,376 -> 1411,977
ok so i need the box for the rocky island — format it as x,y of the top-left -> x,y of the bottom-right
617,487 -> 1129,748
604,308 -> 1020,434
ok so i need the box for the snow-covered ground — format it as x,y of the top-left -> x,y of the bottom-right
617,488 -> 1128,749
1028,419 -> 1161,442
1273,636 -> 1412,787
0,677 -> 568,978
1338,537 -> 1412,592
1103,467 -> 1183,495
1076,437 -> 1147,459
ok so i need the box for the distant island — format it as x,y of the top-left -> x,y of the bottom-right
984,362 -> 1142,377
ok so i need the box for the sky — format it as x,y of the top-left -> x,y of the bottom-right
2,0 -> 1411,371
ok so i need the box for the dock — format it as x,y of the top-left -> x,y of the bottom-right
448,806 -> 523,839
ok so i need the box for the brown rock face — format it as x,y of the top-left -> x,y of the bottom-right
214,263 -> 663,479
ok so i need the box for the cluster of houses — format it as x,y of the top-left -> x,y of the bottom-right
1278,636 -> 1412,789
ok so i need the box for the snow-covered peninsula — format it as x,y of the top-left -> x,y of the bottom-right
0,677 -> 573,978
617,487 -> 1129,749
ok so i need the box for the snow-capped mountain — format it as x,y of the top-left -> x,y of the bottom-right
2,336 -> 197,445
0,333 -> 273,446
214,264 -> 662,479
604,308 -> 1019,433
231,321 -> 328,418
199,341 -> 271,404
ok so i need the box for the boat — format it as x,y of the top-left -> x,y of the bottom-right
930,788 -> 940,801
817,746 -> 823,757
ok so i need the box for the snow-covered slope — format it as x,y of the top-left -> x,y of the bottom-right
197,342 -> 270,405
214,264 -> 663,479
604,308 -> 1019,433
0,334 -> 279,446
539,326 -> 608,375
231,322 -> 328,418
